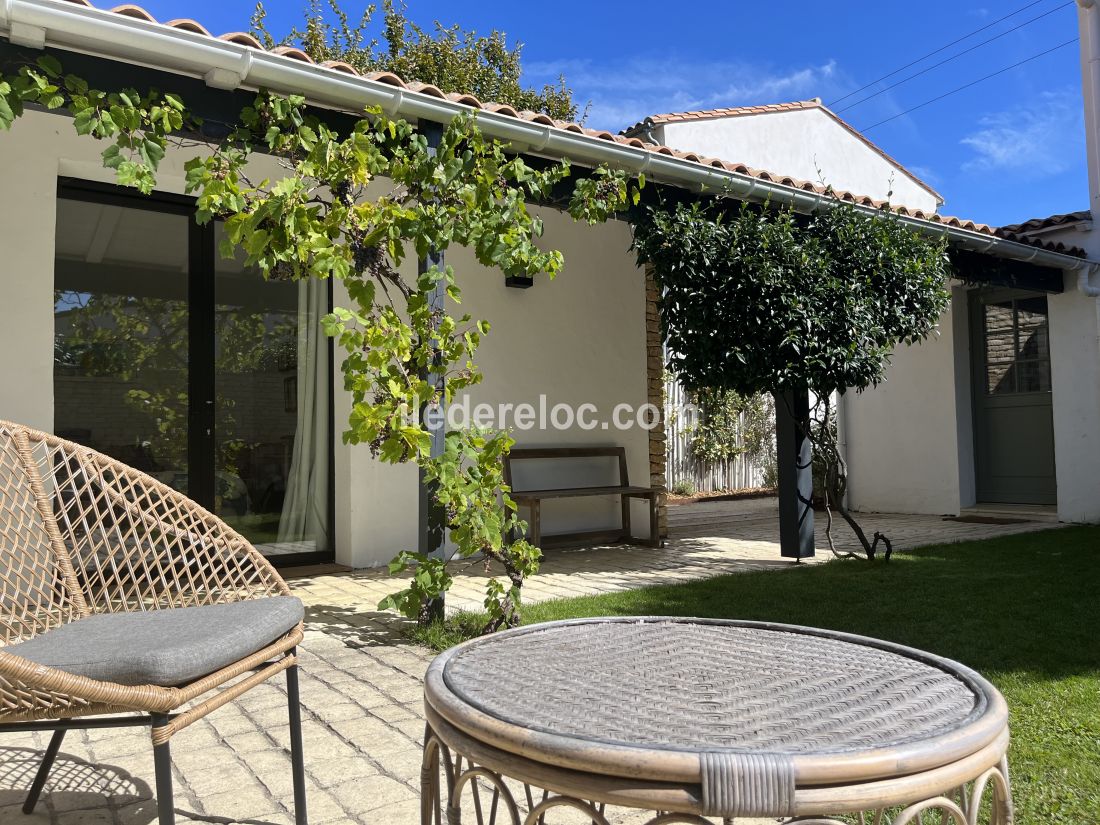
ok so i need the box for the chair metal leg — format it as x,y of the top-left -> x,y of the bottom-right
286,653 -> 308,825
22,727 -> 66,813
151,714 -> 175,825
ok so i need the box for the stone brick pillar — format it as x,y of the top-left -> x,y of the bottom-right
645,266 -> 669,539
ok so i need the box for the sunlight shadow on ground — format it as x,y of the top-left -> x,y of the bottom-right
0,745 -> 309,824
0,746 -> 155,822
304,605 -> 418,648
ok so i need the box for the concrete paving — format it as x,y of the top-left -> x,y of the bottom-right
0,499 -> 1060,824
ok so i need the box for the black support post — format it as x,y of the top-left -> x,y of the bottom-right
151,713 -> 175,825
22,728 -> 66,813
286,652 -> 308,825
775,390 -> 815,559
418,120 -> 447,622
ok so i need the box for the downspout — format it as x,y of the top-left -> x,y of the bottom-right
1078,0 -> 1100,213
1075,2 -> 1100,331
1078,269 -> 1100,379
418,121 -> 447,622
1079,265 -> 1100,298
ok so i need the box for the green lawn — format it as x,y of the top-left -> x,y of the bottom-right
418,526 -> 1100,824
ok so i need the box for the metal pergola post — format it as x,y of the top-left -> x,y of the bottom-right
775,389 -> 815,559
418,119 -> 448,621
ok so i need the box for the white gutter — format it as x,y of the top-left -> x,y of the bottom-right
2,0 -> 1097,274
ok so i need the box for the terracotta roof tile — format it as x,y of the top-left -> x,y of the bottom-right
271,46 -> 313,63
405,81 -> 447,99
217,32 -> 264,49
447,92 -> 484,107
1001,210 -> 1091,234
523,112 -> 556,127
320,60 -> 358,75
29,0 -> 1085,258
164,19 -> 211,36
364,71 -> 406,88
108,4 -> 156,23
622,99 -> 824,133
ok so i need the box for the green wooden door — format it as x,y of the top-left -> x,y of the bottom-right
970,289 -> 1056,505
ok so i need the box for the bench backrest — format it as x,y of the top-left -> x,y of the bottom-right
503,447 -> 630,492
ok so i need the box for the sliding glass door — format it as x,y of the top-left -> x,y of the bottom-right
53,181 -> 332,564
212,225 -> 332,557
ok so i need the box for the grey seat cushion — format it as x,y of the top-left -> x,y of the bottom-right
8,596 -> 303,687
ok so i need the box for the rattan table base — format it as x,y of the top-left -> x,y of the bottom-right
420,618 -> 1014,824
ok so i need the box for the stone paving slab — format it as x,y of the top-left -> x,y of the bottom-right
292,499 -> 1056,616
0,501 -> 1062,823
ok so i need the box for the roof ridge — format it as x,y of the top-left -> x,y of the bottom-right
621,99 -> 824,134
6,0 -> 1074,258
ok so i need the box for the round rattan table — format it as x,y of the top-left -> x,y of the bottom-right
421,617 -> 1013,825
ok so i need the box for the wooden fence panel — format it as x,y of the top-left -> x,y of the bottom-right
664,374 -> 768,493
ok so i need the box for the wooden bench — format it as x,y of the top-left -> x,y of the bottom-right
503,447 -> 661,549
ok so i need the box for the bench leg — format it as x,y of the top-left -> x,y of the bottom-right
151,714 -> 175,825
649,495 -> 661,548
620,494 -> 632,543
287,653 -> 309,825
22,727 -> 66,813
529,500 -> 541,547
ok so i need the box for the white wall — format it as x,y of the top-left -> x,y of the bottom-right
845,261 -> 1100,523
1048,276 -> 1100,522
843,294 -> 964,515
655,108 -> 940,214
0,112 -> 62,431
1041,220 -> 1100,523
333,208 -> 650,567
0,108 -> 652,568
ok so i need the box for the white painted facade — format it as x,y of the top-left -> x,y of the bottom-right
338,206 -> 652,567
647,106 -> 942,214
841,4 -> 1100,524
843,266 -> 1100,523
0,109 -> 652,568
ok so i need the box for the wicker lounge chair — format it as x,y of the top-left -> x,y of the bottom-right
0,421 -> 307,824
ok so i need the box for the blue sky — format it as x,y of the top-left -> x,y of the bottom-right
133,0 -> 1086,226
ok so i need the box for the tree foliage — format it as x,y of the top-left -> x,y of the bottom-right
1,53 -> 634,628
251,0 -> 579,121
634,199 -> 952,398
634,198 -> 952,557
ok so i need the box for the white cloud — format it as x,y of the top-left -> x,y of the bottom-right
960,90 -> 1084,177
523,57 -> 843,131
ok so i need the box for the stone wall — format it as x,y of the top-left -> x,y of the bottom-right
645,266 -> 668,538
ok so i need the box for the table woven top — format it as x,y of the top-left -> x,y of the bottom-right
438,618 -> 993,756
